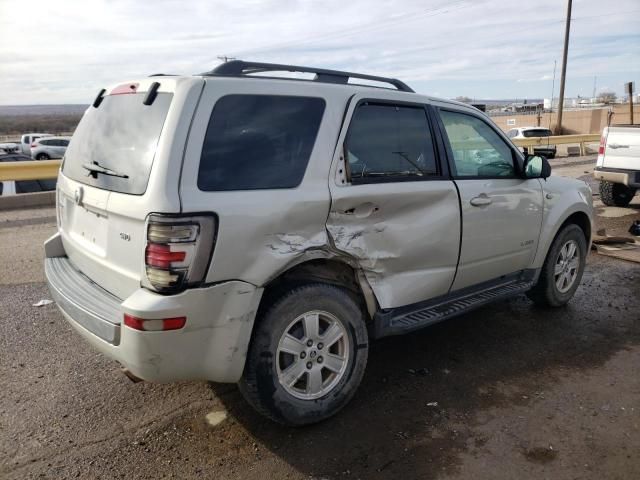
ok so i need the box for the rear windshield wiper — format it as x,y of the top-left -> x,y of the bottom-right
82,161 -> 129,179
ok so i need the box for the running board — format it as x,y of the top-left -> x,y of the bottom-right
372,273 -> 536,339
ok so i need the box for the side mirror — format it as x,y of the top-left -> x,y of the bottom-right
523,154 -> 551,179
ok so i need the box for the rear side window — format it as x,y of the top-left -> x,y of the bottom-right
345,103 -> 438,184
198,95 -> 325,191
522,129 -> 551,138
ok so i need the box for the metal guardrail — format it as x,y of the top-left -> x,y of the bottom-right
512,134 -> 600,155
0,160 -> 61,181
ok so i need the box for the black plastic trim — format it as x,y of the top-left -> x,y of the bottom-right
92,88 -> 106,108
143,82 -> 161,106
372,269 -> 539,339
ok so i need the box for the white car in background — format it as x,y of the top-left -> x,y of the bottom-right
31,136 -> 71,160
506,127 -> 557,159
20,132 -> 52,155
0,142 -> 20,153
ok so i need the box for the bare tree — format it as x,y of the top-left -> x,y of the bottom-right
597,90 -> 617,104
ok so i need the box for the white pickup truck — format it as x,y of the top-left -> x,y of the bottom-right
594,125 -> 640,207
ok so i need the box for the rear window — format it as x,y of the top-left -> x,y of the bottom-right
522,129 -> 551,138
198,95 -> 325,191
62,92 -> 172,195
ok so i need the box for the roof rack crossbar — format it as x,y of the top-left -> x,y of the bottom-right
201,60 -> 414,93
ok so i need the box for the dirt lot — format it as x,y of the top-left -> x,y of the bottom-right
1,156 -> 639,479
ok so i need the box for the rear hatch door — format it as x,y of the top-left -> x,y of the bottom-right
57,77 -> 203,299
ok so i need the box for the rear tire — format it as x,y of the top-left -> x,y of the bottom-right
36,153 -> 50,160
239,283 -> 368,426
599,180 -> 636,207
527,224 -> 587,307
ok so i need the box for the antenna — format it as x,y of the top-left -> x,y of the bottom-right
217,55 -> 236,63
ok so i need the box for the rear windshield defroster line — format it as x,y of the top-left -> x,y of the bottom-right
62,92 -> 173,195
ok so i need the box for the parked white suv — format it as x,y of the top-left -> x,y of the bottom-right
31,136 -> 71,160
506,127 -> 557,159
20,132 -> 52,155
45,61 -> 593,425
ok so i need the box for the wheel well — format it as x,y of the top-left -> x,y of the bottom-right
560,211 -> 591,243
258,259 -> 374,322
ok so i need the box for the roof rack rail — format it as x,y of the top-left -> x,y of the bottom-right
200,60 -> 414,93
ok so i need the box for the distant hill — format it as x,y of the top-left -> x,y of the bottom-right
0,104 -> 87,136
0,104 -> 88,116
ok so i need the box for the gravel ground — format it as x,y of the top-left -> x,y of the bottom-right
1,156 -> 639,480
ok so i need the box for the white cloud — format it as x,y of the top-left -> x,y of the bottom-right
0,0 -> 638,103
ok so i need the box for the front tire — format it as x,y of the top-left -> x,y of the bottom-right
599,180 -> 636,207
239,283 -> 368,426
527,224 -> 587,307
36,153 -> 50,160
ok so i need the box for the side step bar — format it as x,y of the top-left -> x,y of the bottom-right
373,272 -> 537,338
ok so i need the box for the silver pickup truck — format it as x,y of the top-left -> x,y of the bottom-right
45,60 -> 594,425
594,125 -> 640,207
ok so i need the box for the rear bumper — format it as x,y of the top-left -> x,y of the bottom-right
593,167 -> 640,188
44,232 -> 263,383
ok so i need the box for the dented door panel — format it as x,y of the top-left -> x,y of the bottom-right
327,181 -> 461,309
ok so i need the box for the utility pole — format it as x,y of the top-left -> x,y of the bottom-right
626,82 -> 635,125
556,0 -> 572,135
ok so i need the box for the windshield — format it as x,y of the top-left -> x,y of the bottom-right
62,92 -> 172,194
523,129 -> 551,138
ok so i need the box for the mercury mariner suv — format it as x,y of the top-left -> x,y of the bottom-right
45,61 -> 593,425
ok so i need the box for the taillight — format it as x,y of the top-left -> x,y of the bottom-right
142,214 -> 216,293
124,314 -> 186,331
31,143 -> 37,148
598,134 -> 607,155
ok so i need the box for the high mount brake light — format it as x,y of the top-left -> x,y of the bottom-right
142,214 -> 216,294
110,83 -> 139,95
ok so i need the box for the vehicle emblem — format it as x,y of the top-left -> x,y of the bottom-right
74,187 -> 84,205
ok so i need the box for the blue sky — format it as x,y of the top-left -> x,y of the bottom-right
0,0 -> 638,104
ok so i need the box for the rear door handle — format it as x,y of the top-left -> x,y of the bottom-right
470,195 -> 492,207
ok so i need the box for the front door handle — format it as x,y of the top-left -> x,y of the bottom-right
470,195 -> 492,207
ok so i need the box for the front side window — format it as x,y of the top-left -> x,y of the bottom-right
439,110 -> 515,178
198,95 -> 325,191
345,103 -> 438,183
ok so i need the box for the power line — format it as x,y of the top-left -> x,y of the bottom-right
231,0 -> 471,58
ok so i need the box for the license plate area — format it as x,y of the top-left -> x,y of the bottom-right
66,200 -> 109,256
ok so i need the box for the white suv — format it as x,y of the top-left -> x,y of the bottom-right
506,127 -> 557,159
45,61 -> 593,425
